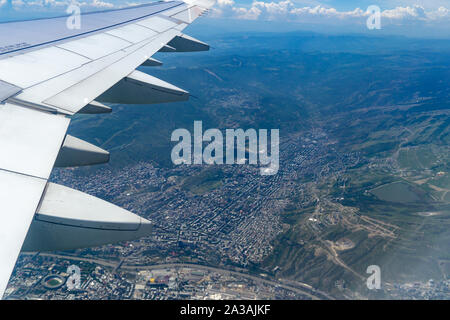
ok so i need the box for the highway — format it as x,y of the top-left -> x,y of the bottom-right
24,253 -> 331,300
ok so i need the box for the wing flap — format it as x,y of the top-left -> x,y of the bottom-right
0,46 -> 90,88
106,24 -> 158,43
0,103 -> 69,179
43,29 -> 180,114
57,33 -> 132,60
137,15 -> 179,32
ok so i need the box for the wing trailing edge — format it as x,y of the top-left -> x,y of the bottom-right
97,70 -> 189,104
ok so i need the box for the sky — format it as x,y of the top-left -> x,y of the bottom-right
0,0 -> 449,38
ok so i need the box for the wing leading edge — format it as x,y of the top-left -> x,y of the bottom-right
0,0 -> 215,299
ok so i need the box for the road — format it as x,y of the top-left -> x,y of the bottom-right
25,253 -> 330,300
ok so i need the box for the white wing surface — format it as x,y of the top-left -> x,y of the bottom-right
0,0 -> 215,298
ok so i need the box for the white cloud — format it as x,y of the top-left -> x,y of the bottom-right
3,0 -> 449,31
382,6 -> 426,20
217,0 -> 234,6
211,0 -> 450,26
86,0 -> 114,8
421,6 -> 450,20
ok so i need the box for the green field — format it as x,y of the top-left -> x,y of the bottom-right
370,181 -> 427,204
181,167 -> 224,195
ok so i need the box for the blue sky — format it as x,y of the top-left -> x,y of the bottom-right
1,0 -> 449,38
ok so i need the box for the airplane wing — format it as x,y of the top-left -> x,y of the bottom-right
0,0 -> 215,298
